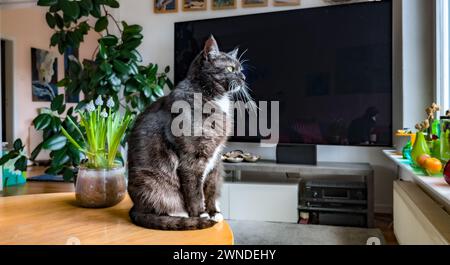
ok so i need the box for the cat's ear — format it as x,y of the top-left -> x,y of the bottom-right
204,35 -> 220,59
228,48 -> 239,59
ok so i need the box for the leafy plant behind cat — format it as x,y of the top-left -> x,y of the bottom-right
0,0 -> 173,180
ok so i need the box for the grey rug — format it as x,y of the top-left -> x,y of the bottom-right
228,220 -> 385,245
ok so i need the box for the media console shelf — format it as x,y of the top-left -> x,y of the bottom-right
223,160 -> 374,228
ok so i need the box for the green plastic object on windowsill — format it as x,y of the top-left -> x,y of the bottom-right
411,131 -> 430,167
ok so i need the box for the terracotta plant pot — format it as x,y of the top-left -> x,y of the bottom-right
75,166 -> 126,208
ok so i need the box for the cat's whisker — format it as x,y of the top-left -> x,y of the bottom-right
241,84 -> 259,114
240,59 -> 250,65
238,49 -> 248,61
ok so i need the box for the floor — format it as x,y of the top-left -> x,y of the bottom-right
228,220 -> 385,245
0,166 -> 398,245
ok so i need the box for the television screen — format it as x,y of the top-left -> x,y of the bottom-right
174,0 -> 392,146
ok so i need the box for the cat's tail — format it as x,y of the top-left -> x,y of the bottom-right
129,206 -> 217,230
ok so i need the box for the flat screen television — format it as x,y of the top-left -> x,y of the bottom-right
174,0 -> 392,147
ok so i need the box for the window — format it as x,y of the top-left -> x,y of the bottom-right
437,0 -> 450,111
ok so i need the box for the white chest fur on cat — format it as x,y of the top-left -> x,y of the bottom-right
214,94 -> 231,116
202,144 -> 224,181
201,94 -> 231,180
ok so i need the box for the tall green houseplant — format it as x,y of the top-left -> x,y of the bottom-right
0,0 -> 173,180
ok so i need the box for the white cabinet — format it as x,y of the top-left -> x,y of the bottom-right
220,182 -> 298,223
394,181 -> 450,245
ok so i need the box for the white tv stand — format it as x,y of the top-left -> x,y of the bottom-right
221,160 -> 374,227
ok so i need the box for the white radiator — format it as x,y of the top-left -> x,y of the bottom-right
394,181 -> 450,245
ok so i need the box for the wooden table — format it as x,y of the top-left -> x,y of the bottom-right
0,193 -> 234,245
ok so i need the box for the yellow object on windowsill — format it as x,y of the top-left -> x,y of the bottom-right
396,130 -> 416,145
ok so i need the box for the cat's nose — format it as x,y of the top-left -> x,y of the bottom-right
239,73 -> 246,80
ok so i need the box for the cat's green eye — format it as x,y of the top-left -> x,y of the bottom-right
226,66 -> 235,73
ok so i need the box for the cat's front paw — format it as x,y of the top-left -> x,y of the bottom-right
210,212 -> 224,223
199,212 -> 210,219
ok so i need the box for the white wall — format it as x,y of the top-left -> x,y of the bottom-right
0,7 -> 98,150
119,0 -> 435,213
402,0 -> 435,129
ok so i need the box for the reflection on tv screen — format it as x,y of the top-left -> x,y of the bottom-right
175,1 -> 393,147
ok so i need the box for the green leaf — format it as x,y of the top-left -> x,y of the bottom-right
95,16 -> 109,32
61,0 -> 80,20
37,0 -> 58,6
67,144 -> 82,165
50,32 -> 60,47
166,78 -> 174,90
124,24 -> 143,35
100,62 -> 113,75
0,153 -> 12,166
51,117 -> 62,133
148,64 -> 158,77
113,60 -> 130,75
33,114 -> 52,130
142,86 -> 151,98
109,74 -> 122,89
164,66 -> 170,73
54,13 -> 64,29
46,12 -> 56,28
90,71 -> 106,87
154,86 -> 164,97
30,143 -> 43,161
123,33 -> 143,43
66,107 -> 74,117
128,62 -> 139,75
123,39 -> 141,51
90,3 -> 101,18
125,79 -> 139,93
131,50 -> 142,62
80,0 -> 93,11
14,156 -> 27,172
98,42 -> 107,59
43,135 -> 67,151
58,104 -> 66,115
46,165 -> 64,175
49,4 -> 60,12
63,168 -> 75,182
106,0 -> 120,8
134,74 -> 146,85
65,31 -> 76,47
100,35 -> 118,46
56,78 -> 69,87
51,94 -> 64,111
52,148 -> 70,166
79,21 -> 91,34
13,139 -> 23,151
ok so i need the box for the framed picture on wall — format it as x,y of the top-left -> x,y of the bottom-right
183,0 -> 207,11
154,0 -> 178,13
273,0 -> 300,6
64,47 -> 80,103
212,0 -> 236,10
31,48 -> 58,102
242,0 -> 267,8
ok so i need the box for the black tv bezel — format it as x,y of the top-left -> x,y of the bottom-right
174,0 -> 394,148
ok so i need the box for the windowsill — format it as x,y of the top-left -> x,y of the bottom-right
383,150 -> 450,213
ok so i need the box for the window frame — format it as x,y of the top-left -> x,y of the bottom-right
437,0 -> 449,112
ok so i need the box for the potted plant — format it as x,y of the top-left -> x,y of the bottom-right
0,0 -> 172,185
60,96 -> 132,207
